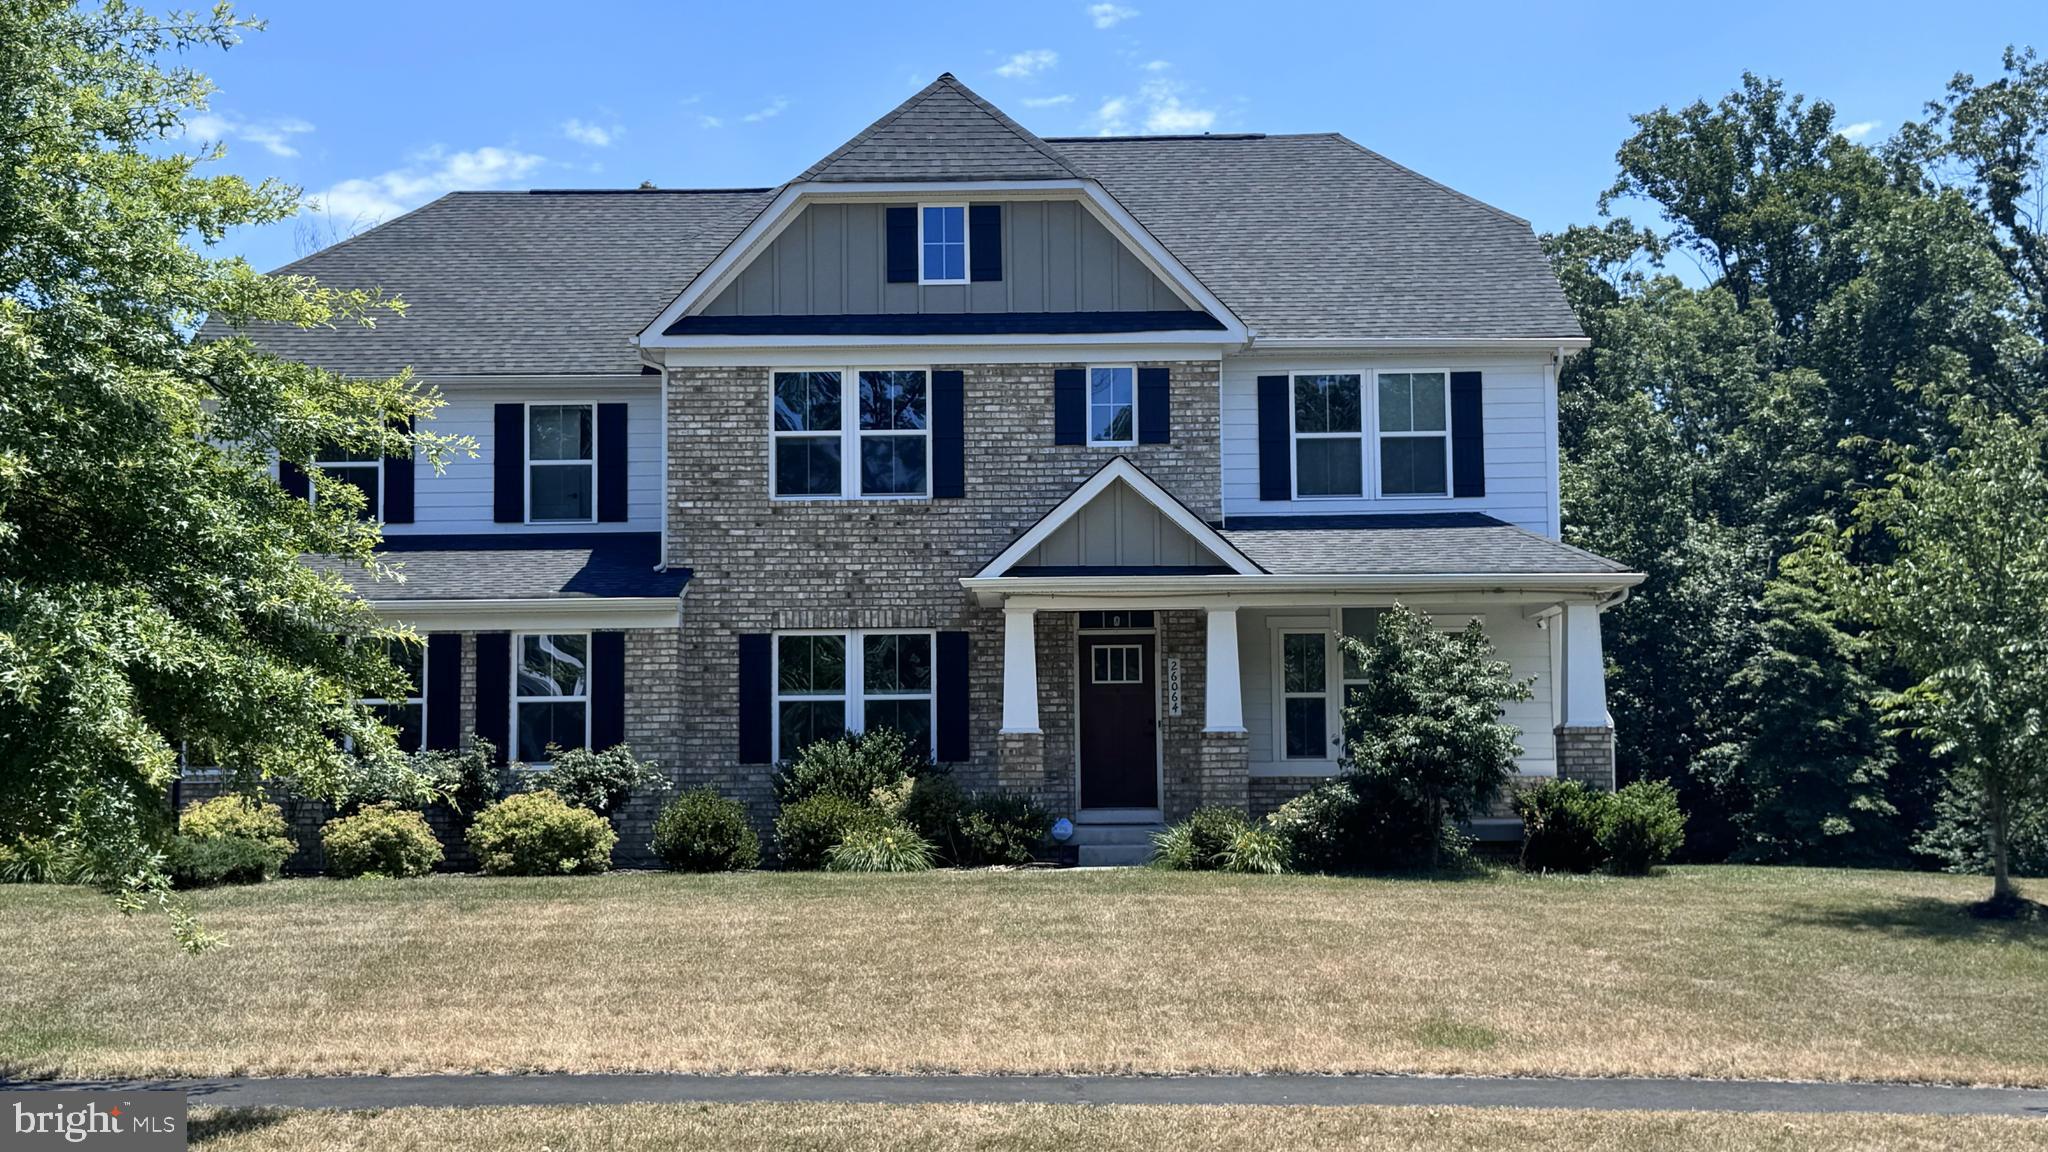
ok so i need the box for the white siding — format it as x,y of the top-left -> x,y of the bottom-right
1218,352 -> 1559,535
382,381 -> 664,536
1237,601 -> 1557,778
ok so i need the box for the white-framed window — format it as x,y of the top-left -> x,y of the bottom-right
1377,371 -> 1451,496
528,403 -> 596,523
1288,369 -> 1455,499
514,632 -> 589,764
1090,643 -> 1144,684
1279,630 -> 1331,760
1088,365 -> 1136,446
364,638 -> 426,753
919,204 -> 968,284
773,630 -> 934,760
315,443 -> 382,520
771,368 -> 930,499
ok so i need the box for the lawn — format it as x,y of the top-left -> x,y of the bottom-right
3,866 -> 2043,1085
184,1104 -> 2048,1152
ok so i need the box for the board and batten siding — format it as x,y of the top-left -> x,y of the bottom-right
1235,604 -> 1558,777
1218,353 -> 1560,535
698,200 -> 1191,317
381,382 -> 664,536
1016,478 -> 1218,569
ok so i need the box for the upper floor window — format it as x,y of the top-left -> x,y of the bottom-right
1377,372 -> 1450,496
772,369 -> 929,499
1089,366 -> 1135,446
1292,373 -> 1363,497
515,632 -> 588,763
529,404 -> 595,522
919,205 -> 967,284
315,443 -> 382,520
1290,370 -> 1452,499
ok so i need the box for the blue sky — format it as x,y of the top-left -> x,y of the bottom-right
183,1 -> 2044,272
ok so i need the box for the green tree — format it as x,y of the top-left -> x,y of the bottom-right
1340,606 -> 1533,870
0,1 -> 461,943
1812,407 -> 2048,912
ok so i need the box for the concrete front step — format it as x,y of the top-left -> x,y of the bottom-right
1069,822 -> 1165,867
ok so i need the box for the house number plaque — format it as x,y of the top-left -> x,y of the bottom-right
1166,656 -> 1183,717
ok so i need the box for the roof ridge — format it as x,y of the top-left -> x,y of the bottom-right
1045,132 -> 1269,143
938,73 -> 1089,180
794,72 -> 1086,183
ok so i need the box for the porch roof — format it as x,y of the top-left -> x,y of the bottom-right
307,532 -> 690,601
1214,514 -> 1630,576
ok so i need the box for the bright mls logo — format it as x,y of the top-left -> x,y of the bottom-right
5,1091 -> 185,1149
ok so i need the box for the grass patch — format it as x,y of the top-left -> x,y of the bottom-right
3,866 -> 2044,1084
183,1104 -> 2048,1152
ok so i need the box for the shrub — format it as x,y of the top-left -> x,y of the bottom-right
421,738 -> 502,814
1599,780 -> 1687,875
901,773 -> 970,859
773,728 -> 924,805
1265,772 -> 1465,874
652,789 -> 761,872
321,803 -> 443,878
1153,807 -> 1251,871
466,792 -> 616,876
168,796 -> 293,886
826,823 -> 935,872
1266,782 -> 1362,874
526,744 -> 668,816
1516,779 -> 1610,873
0,837 -> 108,886
956,792 -> 1051,867
773,792 -> 886,870
1222,823 -> 1292,874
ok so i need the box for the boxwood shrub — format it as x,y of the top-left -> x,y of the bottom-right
321,802 -> 444,879
652,788 -> 760,872
774,792 -> 885,871
169,796 -> 293,887
1515,779 -> 1609,873
465,792 -> 616,876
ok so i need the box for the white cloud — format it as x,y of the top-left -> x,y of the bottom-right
178,111 -> 315,157
741,97 -> 791,123
1090,97 -> 1131,136
561,118 -> 620,147
1021,94 -> 1076,108
1089,80 -> 1218,136
995,49 -> 1059,79
698,114 -> 724,130
311,145 -> 545,226
1839,120 -> 1881,141
1088,3 -> 1138,28
1142,59 -> 1171,72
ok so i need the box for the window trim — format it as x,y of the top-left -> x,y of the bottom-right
511,631 -> 592,766
1286,368 -> 1457,501
313,448 -> 384,520
1274,627 -> 1338,762
525,402 -> 599,525
1085,363 -> 1138,447
917,203 -> 970,286
771,628 -> 937,761
768,367 -> 932,502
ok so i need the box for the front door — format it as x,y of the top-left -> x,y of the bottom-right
1078,634 -> 1159,809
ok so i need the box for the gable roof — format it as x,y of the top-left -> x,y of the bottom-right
977,457 -> 1263,579
796,73 -> 1087,184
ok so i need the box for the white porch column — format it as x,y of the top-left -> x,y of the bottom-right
1559,600 -> 1610,727
1000,604 -> 1040,734
1204,605 -> 1246,733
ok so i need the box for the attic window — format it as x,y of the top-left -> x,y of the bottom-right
919,205 -> 967,284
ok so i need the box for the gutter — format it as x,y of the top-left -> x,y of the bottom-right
960,570 -> 1646,608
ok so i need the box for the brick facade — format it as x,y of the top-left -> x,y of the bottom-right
1248,774 -> 1327,819
1555,725 -> 1618,793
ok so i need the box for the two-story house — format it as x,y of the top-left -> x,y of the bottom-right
240,75 -> 1641,863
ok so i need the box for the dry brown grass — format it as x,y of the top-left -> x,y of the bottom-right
4,866 -> 2045,1083
184,1104 -> 2048,1152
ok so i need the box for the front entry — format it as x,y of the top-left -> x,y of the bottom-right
1078,634 -> 1159,808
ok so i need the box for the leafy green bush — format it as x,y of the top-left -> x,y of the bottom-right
773,792 -> 885,870
321,803 -> 443,878
168,796 -> 293,886
0,837 -> 108,885
526,744 -> 668,816
957,792 -> 1051,866
1265,771 -> 1465,874
826,823 -> 935,872
1265,782 -> 1362,874
901,773 -> 969,857
1222,823 -> 1293,874
1599,780 -> 1687,875
1153,807 -> 1252,871
421,738 -> 502,814
1516,779 -> 1610,873
465,792 -> 616,876
773,728 -> 924,805
652,789 -> 761,872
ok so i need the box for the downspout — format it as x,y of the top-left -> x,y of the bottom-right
642,345 -> 670,573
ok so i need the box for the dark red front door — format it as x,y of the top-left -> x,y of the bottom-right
1078,635 -> 1158,809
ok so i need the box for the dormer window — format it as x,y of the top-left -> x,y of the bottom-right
919,205 -> 968,284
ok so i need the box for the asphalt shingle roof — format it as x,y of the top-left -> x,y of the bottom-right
1216,514 -> 1630,576
796,73 -> 1087,183
307,533 -> 690,600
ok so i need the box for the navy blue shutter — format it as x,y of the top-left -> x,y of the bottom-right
279,459 -> 310,500
590,631 -> 626,749
737,634 -> 773,764
492,404 -> 524,523
968,204 -> 1002,282
1450,371 -> 1485,498
1256,375 -> 1292,501
1053,368 -> 1086,445
885,206 -> 917,283
931,370 -> 965,498
935,631 -> 970,763
425,633 -> 463,751
383,418 -> 415,524
474,632 -> 512,763
1137,367 -> 1170,444
596,402 -> 629,522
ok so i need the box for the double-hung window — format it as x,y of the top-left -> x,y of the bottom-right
515,632 -> 589,763
365,639 -> 426,753
528,404 -> 596,522
1291,374 -> 1364,497
315,443 -> 382,519
1377,371 -> 1450,496
774,631 -> 934,760
1088,365 -> 1135,445
919,204 -> 967,284
772,369 -> 929,498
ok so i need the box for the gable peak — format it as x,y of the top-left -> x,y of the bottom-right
795,72 -> 1088,185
